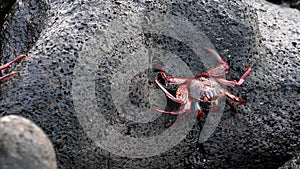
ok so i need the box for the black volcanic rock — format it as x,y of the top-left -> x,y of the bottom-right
0,0 -> 298,168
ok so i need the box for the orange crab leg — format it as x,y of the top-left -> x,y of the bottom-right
153,98 -> 192,128
223,89 -> 245,104
203,48 -> 230,77
0,54 -> 26,70
224,89 -> 245,115
152,99 -> 191,115
215,66 -> 251,87
154,77 -> 184,104
157,64 -> 189,84
0,72 -> 20,81
0,54 -> 26,80
206,48 -> 228,66
226,99 -> 238,115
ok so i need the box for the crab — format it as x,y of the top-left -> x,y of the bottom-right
0,54 -> 26,81
153,48 -> 251,119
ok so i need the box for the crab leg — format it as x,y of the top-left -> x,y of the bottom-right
0,72 -> 20,81
153,107 -> 184,114
206,48 -> 228,65
215,66 -> 251,87
153,97 -> 191,115
157,64 -> 188,84
0,54 -> 26,80
153,96 -> 191,128
226,99 -> 238,115
202,48 -> 230,77
154,77 -> 184,104
223,89 -> 245,104
0,54 -> 26,70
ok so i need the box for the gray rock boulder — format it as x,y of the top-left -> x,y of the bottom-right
0,115 -> 57,169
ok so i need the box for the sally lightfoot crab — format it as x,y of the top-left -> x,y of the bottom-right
0,54 -> 26,81
153,48 -> 251,119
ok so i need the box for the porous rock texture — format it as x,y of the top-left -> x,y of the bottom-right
278,153 -> 300,169
0,0 -> 298,168
0,115 -> 57,169
0,0 -> 16,26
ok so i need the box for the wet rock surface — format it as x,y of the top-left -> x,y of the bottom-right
0,115 -> 57,169
0,0 -> 298,168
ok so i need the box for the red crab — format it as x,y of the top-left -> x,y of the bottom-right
0,54 -> 26,81
153,48 -> 251,119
